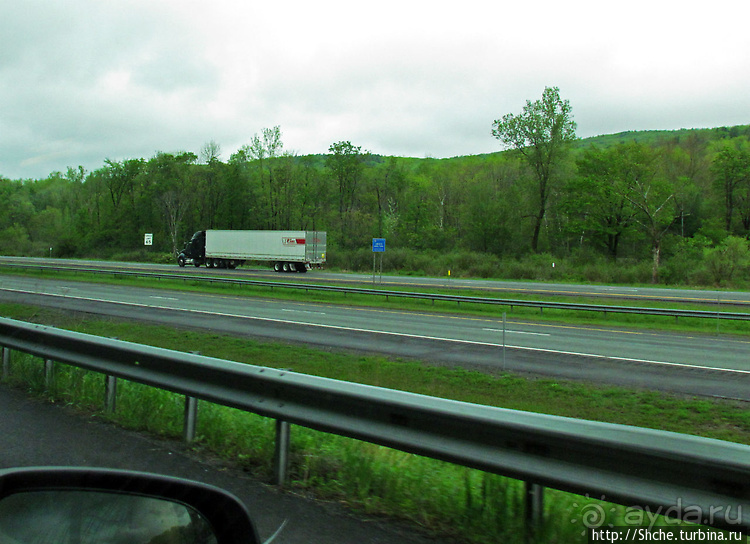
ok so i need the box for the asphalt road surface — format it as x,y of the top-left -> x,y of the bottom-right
0,274 -> 747,400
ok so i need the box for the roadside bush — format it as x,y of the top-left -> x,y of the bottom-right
611,259 -> 653,284
109,250 -> 176,264
501,253 -> 560,281
579,262 -> 615,284
660,236 -> 711,286
0,225 -> 32,256
448,251 -> 502,278
703,236 -> 750,286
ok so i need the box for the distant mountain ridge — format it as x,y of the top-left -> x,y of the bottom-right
294,125 -> 750,165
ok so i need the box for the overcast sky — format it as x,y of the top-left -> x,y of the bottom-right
2,0 -> 749,180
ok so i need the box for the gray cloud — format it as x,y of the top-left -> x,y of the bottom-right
1,0 -> 749,180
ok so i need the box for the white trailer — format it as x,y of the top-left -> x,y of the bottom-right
178,230 -> 326,272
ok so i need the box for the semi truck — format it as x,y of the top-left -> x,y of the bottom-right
177,230 -> 326,272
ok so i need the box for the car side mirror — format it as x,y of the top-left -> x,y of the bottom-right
0,467 -> 260,544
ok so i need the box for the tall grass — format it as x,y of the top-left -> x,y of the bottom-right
1,352 -> 607,543
329,246 -> 750,288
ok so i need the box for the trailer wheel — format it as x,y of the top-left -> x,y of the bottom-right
282,262 -> 291,272
273,262 -> 282,272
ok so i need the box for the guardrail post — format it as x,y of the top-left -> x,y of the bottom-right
524,482 -> 544,534
1,346 -> 9,380
44,359 -> 55,390
183,396 -> 198,443
104,375 -> 117,413
274,420 -> 291,486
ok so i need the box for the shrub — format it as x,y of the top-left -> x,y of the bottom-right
0,225 -> 32,256
703,236 -> 750,286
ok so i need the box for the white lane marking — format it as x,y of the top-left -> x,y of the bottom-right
282,309 -> 327,315
483,328 -> 550,336
1,287 -> 748,376
150,296 -> 179,301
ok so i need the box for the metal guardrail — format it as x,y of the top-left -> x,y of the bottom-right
2,262 -> 750,322
1,316 -> 748,536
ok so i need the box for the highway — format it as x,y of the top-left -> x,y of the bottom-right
0,273 -> 747,401
2,255 -> 750,306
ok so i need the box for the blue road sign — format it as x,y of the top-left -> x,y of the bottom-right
372,238 -> 386,252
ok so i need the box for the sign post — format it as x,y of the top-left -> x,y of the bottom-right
372,238 -> 385,285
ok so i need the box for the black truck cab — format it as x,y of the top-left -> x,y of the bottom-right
177,231 -> 206,267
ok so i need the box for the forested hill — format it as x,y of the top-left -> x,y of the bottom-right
1,123 -> 750,286
464,124 -> 750,161
574,124 -> 750,150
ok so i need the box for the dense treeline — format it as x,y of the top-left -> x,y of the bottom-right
2,122 -> 750,286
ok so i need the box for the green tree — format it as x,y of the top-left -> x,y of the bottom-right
246,126 -> 284,228
565,145 -> 637,260
615,143 -> 679,283
326,141 -> 366,247
270,153 -> 298,229
398,172 -> 433,249
462,174 -> 514,255
491,86 -> 577,252
711,140 -> 750,234
369,157 -> 406,238
92,158 -> 147,251
196,143 -> 226,229
659,135 -> 707,239
146,152 -> 198,255
295,155 -> 330,231
0,179 -> 34,229
101,158 -> 143,215
228,146 -> 265,230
